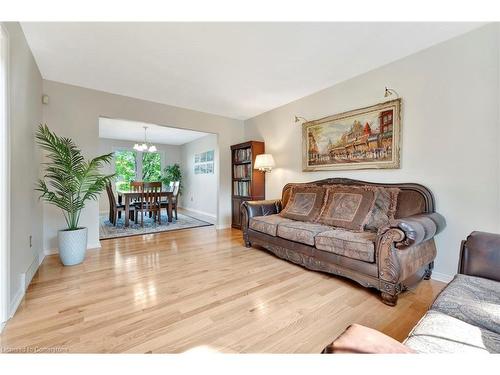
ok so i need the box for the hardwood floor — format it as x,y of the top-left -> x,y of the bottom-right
0,227 -> 445,353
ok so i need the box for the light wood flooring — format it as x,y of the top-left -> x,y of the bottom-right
0,227 -> 445,353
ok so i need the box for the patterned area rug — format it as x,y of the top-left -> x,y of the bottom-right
99,212 -> 213,240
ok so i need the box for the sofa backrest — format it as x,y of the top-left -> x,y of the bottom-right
281,178 -> 435,219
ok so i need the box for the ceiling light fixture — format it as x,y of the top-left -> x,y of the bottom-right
133,126 -> 157,152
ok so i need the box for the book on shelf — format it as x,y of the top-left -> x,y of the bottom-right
233,164 -> 251,179
233,180 -> 250,197
233,148 -> 251,163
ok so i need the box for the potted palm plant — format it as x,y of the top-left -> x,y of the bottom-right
35,124 -> 115,266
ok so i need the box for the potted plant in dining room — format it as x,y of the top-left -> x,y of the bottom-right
35,124 -> 115,266
161,163 -> 182,194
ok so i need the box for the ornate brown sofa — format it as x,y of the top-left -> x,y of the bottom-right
241,178 -> 446,305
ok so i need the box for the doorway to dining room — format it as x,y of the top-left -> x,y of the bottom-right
98,117 -> 218,240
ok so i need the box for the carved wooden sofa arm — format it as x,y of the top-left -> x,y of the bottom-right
376,212 -> 446,305
241,199 -> 282,247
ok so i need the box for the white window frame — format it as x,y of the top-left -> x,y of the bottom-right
0,23 -> 11,330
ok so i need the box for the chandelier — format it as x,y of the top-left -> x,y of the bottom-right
133,126 -> 157,152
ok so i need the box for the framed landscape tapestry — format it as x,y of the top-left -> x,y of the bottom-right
302,98 -> 401,171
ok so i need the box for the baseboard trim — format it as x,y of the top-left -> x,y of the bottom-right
216,224 -> 232,230
44,248 -> 58,256
38,251 -> 45,268
8,252 -> 45,320
431,271 -> 454,284
9,285 -> 24,319
23,255 -> 39,291
178,206 -> 217,219
90,241 -> 102,250
44,241 -> 101,255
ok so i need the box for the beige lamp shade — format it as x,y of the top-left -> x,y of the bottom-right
254,154 -> 275,172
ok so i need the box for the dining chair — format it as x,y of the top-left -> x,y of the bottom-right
106,183 -> 114,222
171,181 -> 180,220
130,181 -> 144,193
136,181 -> 162,226
106,182 -> 135,226
161,181 -> 180,220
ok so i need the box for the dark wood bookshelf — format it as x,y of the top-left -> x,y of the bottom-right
230,140 -> 265,229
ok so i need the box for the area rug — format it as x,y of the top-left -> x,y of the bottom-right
99,212 -> 213,240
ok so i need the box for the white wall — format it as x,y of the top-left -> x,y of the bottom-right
179,134 -> 218,218
4,22 -> 44,311
244,24 -> 500,281
42,80 -> 244,252
97,138 -> 182,214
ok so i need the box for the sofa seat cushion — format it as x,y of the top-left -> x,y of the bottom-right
249,214 -> 293,237
404,310 -> 500,353
431,274 -> 500,335
277,221 -> 332,246
315,229 -> 377,263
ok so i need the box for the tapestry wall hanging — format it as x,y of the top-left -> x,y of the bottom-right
302,98 -> 401,171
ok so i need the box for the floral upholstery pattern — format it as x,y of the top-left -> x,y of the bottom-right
280,185 -> 327,222
365,187 -> 400,232
404,274 -> 500,353
249,214 -> 293,237
315,229 -> 377,262
317,185 -> 377,231
431,274 -> 500,335
404,310 -> 500,353
277,221 -> 332,246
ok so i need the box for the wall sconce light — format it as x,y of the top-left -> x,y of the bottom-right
384,87 -> 399,98
254,154 -> 275,173
294,116 -> 308,123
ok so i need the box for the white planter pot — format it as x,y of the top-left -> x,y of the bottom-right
57,227 -> 88,266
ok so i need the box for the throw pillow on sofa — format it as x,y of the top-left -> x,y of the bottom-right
316,185 -> 377,231
365,187 -> 400,232
279,185 -> 327,222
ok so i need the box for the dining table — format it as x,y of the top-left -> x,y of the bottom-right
117,189 -> 174,227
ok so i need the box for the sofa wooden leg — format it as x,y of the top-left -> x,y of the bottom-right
381,292 -> 398,306
423,261 -> 434,280
243,231 -> 251,248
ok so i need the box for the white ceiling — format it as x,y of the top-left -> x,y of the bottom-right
98,117 -> 209,145
22,22 -> 484,120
